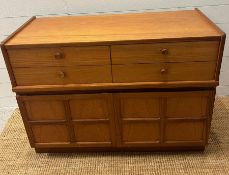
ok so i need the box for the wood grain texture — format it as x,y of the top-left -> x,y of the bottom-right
0,45 -> 17,86
2,9 -> 224,152
122,121 -> 160,144
112,62 -> 216,83
17,90 -> 213,150
73,123 -> 112,144
4,10 -> 222,47
19,93 -> 116,147
112,41 -> 219,64
165,121 -> 205,142
16,95 -> 36,147
118,93 -> 160,118
25,100 -> 66,121
69,94 -> 110,119
12,81 -> 219,93
113,91 -> 211,147
8,46 -> 110,67
13,65 -> 112,85
166,96 -> 208,118
31,124 -> 70,143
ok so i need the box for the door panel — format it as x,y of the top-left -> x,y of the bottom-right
165,121 -> 205,142
31,124 -> 69,143
166,96 -> 208,118
69,94 -> 115,146
25,100 -> 66,121
69,94 -> 110,119
122,121 -> 160,143
116,92 -> 161,146
119,93 -> 160,118
74,122 -> 111,143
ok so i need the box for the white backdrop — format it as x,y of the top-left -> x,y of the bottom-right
0,1 -> 229,125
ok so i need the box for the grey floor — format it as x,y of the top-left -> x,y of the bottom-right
0,108 -> 15,133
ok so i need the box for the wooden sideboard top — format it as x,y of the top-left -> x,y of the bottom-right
2,9 -> 224,48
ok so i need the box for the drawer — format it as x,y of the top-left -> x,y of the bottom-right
8,46 -> 110,67
112,41 -> 219,64
13,65 -> 112,86
112,62 -> 216,83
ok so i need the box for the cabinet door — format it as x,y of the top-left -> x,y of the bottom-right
69,94 -> 116,147
115,93 -> 161,146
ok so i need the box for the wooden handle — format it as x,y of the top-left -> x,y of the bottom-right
54,52 -> 63,59
161,48 -> 169,55
160,68 -> 167,74
58,71 -> 65,78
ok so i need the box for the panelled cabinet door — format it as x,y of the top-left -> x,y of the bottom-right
22,96 -> 71,145
21,94 -> 116,147
69,94 -> 116,147
115,93 -> 161,146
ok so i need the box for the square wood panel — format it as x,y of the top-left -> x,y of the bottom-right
69,94 -> 111,119
166,96 -> 208,118
74,122 -> 111,143
25,100 -> 66,121
119,93 -> 160,118
31,125 -> 69,143
122,121 -> 160,143
165,121 -> 205,142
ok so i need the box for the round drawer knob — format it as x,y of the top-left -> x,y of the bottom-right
160,68 -> 167,74
161,48 -> 169,55
58,71 -> 65,78
54,52 -> 64,59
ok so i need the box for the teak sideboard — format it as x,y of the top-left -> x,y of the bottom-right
1,9 -> 226,153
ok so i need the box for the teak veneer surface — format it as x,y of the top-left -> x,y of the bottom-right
4,10 -> 223,47
1,9 -> 226,152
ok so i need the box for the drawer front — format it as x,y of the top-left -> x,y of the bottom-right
112,41 -> 219,64
8,46 -> 110,67
14,65 -> 112,86
112,62 -> 216,83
